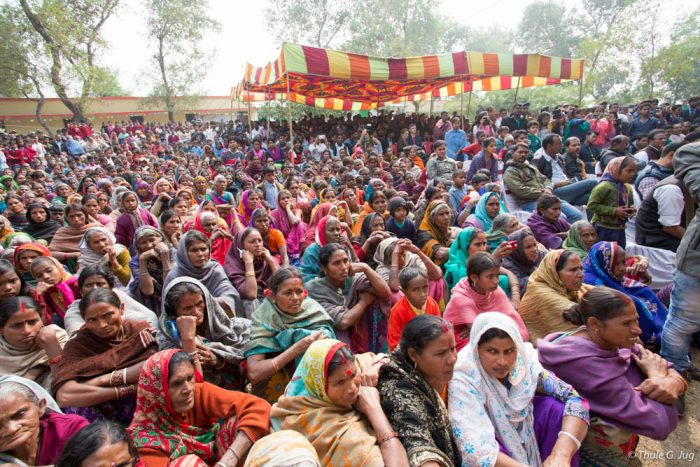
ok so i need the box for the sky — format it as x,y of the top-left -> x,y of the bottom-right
9,0 -> 694,97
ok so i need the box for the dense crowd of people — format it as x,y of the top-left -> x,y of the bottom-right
0,94 -> 698,466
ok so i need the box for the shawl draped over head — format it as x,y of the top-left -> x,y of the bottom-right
164,230 -> 241,305
51,319 -> 158,394
33,256 -> 79,318
49,220 -> 103,255
501,228 -> 546,291
77,226 -> 127,272
271,339 -> 384,466
0,324 -> 68,390
485,213 -> 517,251
518,250 -> 592,342
13,242 -> 51,273
236,189 -> 261,225
302,202 -> 335,251
448,312 -> 543,466
443,278 -> 528,352
444,227 -> 477,289
374,236 -> 427,282
23,203 -> 61,242
417,200 -> 454,263
0,374 -> 62,413
269,192 -> 306,257
244,297 -> 335,363
562,220 -> 596,258
159,277 -> 251,365
224,230 -> 274,299
473,192 -> 508,232
193,211 -> 231,266
128,226 -> 174,312
583,241 -> 668,346
243,430 -> 321,467
378,341 -> 461,467
0,214 -> 15,242
127,349 -> 216,463
601,156 -> 632,207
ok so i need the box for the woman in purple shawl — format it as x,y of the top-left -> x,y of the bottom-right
205,175 -> 235,230
526,193 -> 571,250
538,287 -> 682,465
114,191 -> 158,254
268,189 -> 306,265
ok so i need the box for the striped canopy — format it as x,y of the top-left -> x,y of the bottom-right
232,43 -> 584,110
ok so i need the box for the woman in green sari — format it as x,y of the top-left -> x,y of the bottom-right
562,220 -> 598,258
245,268 -> 335,403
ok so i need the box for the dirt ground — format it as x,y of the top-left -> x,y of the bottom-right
633,349 -> 700,466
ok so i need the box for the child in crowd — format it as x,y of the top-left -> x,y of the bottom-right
448,169 -> 468,212
387,267 -> 441,350
527,121 -> 542,153
386,196 -> 417,243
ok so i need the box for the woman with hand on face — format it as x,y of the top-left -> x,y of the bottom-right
271,339 -> 408,466
158,210 -> 183,249
501,228 -> 546,293
379,315 -> 462,467
307,244 -> 391,354
82,195 -> 114,231
53,288 -> 158,424
224,227 -> 280,318
269,189 -> 306,266
31,256 -> 80,327
527,194 -> 572,250
538,288 -> 681,465
449,313 -> 590,467
128,226 -> 174,313
0,297 -> 66,390
128,350 -> 270,467
159,277 -> 251,390
417,200 -> 457,266
518,250 -> 593,343
245,268 -> 335,403
251,208 -> 289,267
0,377 -> 88,466
352,212 -> 392,265
78,226 -> 132,287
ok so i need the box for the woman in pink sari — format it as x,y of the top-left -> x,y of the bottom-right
269,189 -> 306,265
444,252 -> 529,351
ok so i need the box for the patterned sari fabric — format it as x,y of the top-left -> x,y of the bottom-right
417,200 -> 454,265
561,220 -> 594,259
270,339 -> 384,467
582,241 -> 668,347
243,430 -> 321,467
128,349 -> 235,466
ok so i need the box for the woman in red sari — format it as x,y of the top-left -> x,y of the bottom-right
191,211 -> 233,266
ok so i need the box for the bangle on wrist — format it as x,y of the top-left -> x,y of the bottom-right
557,430 -> 581,450
377,431 -> 398,445
271,357 -> 280,372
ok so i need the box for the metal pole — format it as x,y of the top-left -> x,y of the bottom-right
466,91 -> 473,122
246,89 -> 252,137
460,86 -> 464,128
578,78 -> 584,106
286,73 -> 293,160
512,76 -> 521,107
265,86 -> 271,135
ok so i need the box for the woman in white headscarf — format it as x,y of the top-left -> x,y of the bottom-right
77,226 -> 131,286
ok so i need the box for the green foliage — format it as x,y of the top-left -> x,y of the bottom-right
516,1 -> 578,57
90,66 -> 128,96
143,0 -> 220,121
264,0 -> 351,48
256,101 -> 344,122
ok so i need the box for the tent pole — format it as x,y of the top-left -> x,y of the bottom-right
286,73 -> 293,154
460,87 -> 464,128
578,79 -> 584,106
266,86 -> 271,135
466,91 -> 473,122
247,90 -> 252,137
512,76 -> 521,107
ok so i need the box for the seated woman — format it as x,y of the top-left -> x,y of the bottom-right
234,188 -> 262,229
518,250 -> 593,343
538,288 -> 681,465
527,194 -> 572,249
192,210 -> 233,266
353,212 -> 391,265
56,420 -> 140,467
159,277 -> 251,389
562,220 -> 598,258
501,228 -> 546,293
158,209 -> 182,249
306,244 -> 391,354
484,213 -> 522,250
128,350 -> 271,467
5,194 -> 29,231
340,186 -> 361,224
2,254 -> 46,313
449,312 -> 590,467
269,189 -> 306,265
245,267 -> 335,403
375,237 -> 445,309
64,265 -> 159,337
444,252 -> 529,351
77,226 -> 132,287
417,200 -> 459,266
379,315 -> 462,466
114,191 -> 158,254
164,230 -> 241,313
52,288 -> 158,424
128,226 -> 174,313
225,227 -> 281,318
353,189 -> 388,236
49,204 -> 101,271
23,202 -> 61,244
299,215 -> 356,282
251,208 -> 289,267
444,227 -> 520,306
271,338 -> 408,466
583,241 -> 668,348
242,430 -> 321,467
301,201 -> 336,252
31,256 -> 80,327
462,191 -> 508,231
0,376 -> 88,466
311,187 -> 353,229
82,194 -> 114,231
0,296 -> 66,390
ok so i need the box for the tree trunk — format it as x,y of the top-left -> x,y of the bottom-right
157,36 -> 174,122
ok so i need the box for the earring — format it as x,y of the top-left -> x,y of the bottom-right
413,360 -> 417,370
